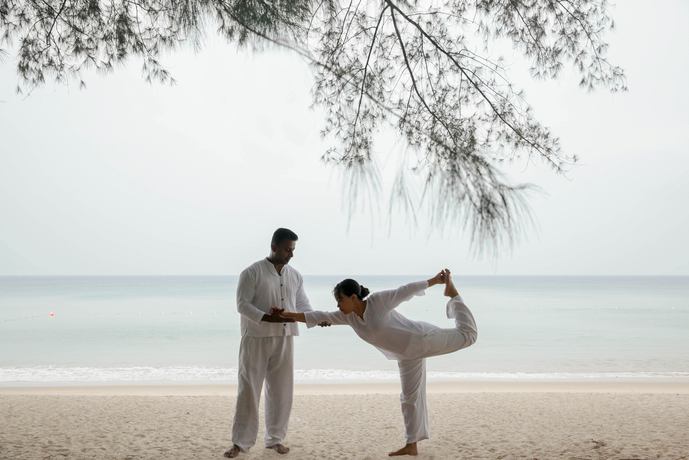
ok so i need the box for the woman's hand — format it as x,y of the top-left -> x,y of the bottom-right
272,308 -> 294,319
271,308 -> 307,323
427,270 -> 446,287
263,308 -> 295,322
271,308 -> 329,326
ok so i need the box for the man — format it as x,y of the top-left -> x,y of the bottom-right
225,228 -> 315,458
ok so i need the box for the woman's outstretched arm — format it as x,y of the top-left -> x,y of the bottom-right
278,310 -> 307,323
376,271 -> 447,313
278,308 -> 349,326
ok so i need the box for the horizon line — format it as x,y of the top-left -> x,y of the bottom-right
1,274 -> 688,278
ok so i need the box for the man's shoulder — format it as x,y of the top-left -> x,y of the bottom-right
285,264 -> 304,279
241,259 -> 269,275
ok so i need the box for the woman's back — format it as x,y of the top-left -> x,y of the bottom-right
347,284 -> 449,360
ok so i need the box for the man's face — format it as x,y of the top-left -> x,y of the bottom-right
271,240 -> 296,265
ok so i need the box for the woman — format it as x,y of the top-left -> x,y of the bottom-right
277,269 -> 477,456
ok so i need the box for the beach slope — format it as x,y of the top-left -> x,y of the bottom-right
2,384 -> 688,459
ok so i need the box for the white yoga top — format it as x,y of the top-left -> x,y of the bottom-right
304,281 -> 469,360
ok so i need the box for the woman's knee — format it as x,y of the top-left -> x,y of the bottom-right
465,329 -> 478,347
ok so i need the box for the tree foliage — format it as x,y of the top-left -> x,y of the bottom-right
0,0 -> 626,250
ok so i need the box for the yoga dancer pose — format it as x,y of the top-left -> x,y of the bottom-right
278,269 -> 477,456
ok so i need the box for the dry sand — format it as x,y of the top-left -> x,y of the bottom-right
2,382 -> 688,459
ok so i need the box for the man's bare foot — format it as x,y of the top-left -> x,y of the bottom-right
267,443 -> 290,454
223,445 -> 241,458
388,442 -> 418,456
443,269 -> 459,298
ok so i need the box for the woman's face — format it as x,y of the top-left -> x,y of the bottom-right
335,293 -> 358,314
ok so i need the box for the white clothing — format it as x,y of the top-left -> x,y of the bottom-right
396,299 -> 477,443
236,258 -> 313,337
304,283 -> 478,444
231,259 -> 313,450
303,281 -> 477,361
398,358 -> 429,443
232,336 -> 293,449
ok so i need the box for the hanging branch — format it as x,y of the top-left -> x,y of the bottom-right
0,0 -> 626,251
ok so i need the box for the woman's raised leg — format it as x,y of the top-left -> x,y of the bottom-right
423,270 -> 478,358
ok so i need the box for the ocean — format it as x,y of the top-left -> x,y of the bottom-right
1,275 -> 688,385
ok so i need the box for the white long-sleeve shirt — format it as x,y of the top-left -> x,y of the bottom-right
236,258 -> 313,337
303,281 -> 469,361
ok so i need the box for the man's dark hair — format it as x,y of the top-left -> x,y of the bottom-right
271,228 -> 299,246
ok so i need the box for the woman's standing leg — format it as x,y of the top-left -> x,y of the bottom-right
390,358 -> 428,456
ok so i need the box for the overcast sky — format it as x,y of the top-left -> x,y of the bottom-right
1,1 -> 687,276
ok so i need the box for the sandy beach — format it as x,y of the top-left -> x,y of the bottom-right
2,382 -> 688,459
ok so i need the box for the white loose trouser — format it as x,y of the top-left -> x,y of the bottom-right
397,296 -> 478,444
231,336 -> 293,450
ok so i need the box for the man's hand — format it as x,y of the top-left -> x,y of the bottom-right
262,307 -> 295,323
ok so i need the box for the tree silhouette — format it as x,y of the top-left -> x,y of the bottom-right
0,0 -> 626,250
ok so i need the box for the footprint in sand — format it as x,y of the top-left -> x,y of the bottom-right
591,439 -> 606,449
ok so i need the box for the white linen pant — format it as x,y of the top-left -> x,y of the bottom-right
397,296 -> 477,444
231,336 -> 293,450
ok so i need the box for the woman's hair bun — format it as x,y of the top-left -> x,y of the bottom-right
333,279 -> 370,300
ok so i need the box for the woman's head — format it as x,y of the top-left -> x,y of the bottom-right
333,279 -> 370,314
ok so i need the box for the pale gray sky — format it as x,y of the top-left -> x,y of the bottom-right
1,1 -> 687,276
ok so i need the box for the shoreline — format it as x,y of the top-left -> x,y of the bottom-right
2,380 -> 689,395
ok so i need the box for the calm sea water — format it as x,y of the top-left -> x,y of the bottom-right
1,276 -> 688,384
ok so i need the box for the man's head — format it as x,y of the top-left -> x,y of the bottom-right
269,228 -> 299,265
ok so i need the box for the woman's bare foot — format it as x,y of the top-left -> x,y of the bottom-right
267,443 -> 290,454
223,445 -> 241,458
389,442 -> 418,456
443,269 -> 459,298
